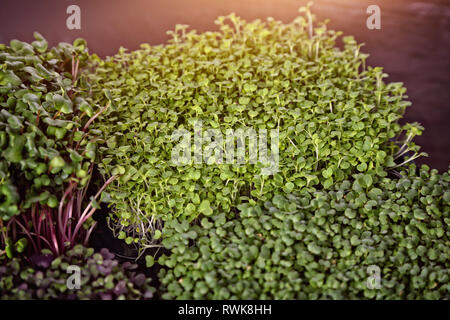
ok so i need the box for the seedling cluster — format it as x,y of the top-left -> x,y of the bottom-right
159,165 -> 449,299
88,11 -> 424,249
0,6 -> 448,300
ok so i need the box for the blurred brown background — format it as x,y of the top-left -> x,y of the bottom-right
1,0 -> 449,171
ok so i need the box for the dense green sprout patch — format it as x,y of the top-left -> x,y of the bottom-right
0,33 -> 99,219
0,245 -> 155,300
0,6 -> 446,301
88,9 -> 424,247
158,165 -> 449,299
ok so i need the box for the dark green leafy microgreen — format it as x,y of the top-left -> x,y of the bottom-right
0,33 -> 97,217
158,165 -> 449,299
0,34 -> 113,257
